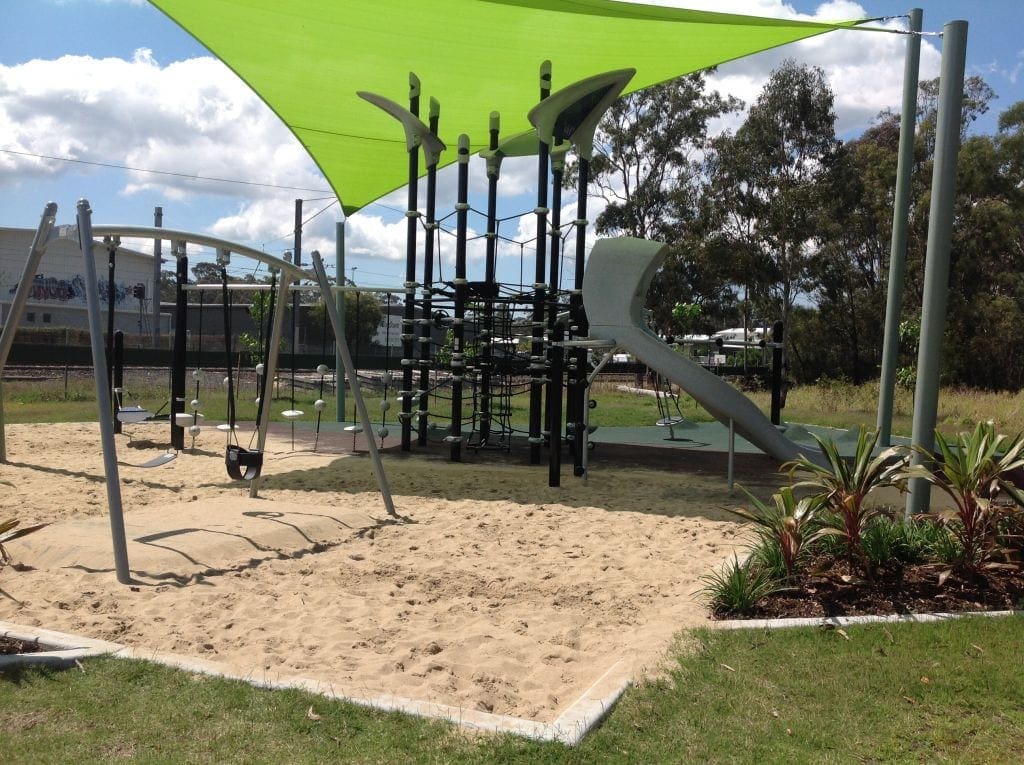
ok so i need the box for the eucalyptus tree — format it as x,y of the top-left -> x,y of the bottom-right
570,70 -> 742,333
708,60 -> 839,355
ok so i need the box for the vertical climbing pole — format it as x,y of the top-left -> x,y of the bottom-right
357,80 -> 446,452
450,135 -> 471,462
528,60 -> 552,465
401,73 -> 421,452
568,152 -> 590,476
480,111 -> 501,447
526,68 -> 636,477
170,240 -> 188,452
546,142 -> 568,486
418,97 -> 442,446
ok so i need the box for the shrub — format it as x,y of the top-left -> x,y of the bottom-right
904,422 -> 1024,573
860,514 -> 945,568
785,428 -> 909,576
728,486 -> 827,579
749,534 -> 789,581
699,556 -> 778,616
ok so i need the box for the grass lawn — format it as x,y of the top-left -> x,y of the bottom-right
3,616 -> 1022,763
5,372 -> 1024,438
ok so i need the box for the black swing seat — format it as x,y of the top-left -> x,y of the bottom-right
226,444 -> 263,481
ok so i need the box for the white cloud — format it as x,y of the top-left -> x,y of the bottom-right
0,49 -> 326,199
701,8 -> 942,137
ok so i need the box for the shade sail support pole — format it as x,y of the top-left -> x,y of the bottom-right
877,8 -> 923,446
906,20 -> 968,517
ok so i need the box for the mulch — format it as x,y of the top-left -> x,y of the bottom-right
739,557 -> 1024,620
0,637 -> 43,655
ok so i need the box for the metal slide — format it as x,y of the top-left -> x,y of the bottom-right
583,237 -> 814,464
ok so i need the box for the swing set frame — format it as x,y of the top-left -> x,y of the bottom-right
0,200 -> 397,585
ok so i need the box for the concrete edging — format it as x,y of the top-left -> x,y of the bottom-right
0,620 -> 630,745
714,609 -> 1020,631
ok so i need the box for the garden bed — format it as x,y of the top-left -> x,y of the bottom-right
741,557 -> 1024,620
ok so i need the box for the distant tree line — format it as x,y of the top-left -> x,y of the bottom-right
579,61 -> 1024,390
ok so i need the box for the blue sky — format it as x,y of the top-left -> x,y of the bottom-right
2,1 -> 1021,288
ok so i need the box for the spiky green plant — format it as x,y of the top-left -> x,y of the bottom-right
728,486 -> 827,579
0,518 -> 48,567
699,555 -> 779,616
903,422 -> 1024,573
784,428 -> 909,574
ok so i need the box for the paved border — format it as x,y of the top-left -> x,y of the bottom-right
0,620 -> 631,745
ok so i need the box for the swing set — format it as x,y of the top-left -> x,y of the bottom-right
0,201 -> 397,584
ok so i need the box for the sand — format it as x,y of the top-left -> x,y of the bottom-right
0,421 -> 783,723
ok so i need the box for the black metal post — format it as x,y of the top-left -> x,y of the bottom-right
770,320 -> 784,425
545,143 -> 565,477
450,135 -> 471,461
400,73 -> 421,451
480,111 -> 501,446
529,62 -> 552,465
113,330 -> 124,435
418,98 -> 440,446
569,158 -> 590,476
548,323 -> 565,486
105,239 -> 117,432
170,245 -> 188,451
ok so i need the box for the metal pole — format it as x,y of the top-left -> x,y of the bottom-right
770,321 -> 784,425
418,98 -> 440,447
529,61 -> 552,465
77,199 -> 131,584
907,20 -> 968,517
292,198 -> 302,356
336,219 -> 346,422
546,144 -> 566,486
170,244 -> 188,452
106,239 -> 119,434
728,418 -> 736,495
450,135 -> 470,462
400,72 -> 421,452
312,251 -> 397,518
569,156 -> 590,477
248,271 -> 290,498
152,206 -> 162,347
480,111 -> 500,446
0,202 -> 58,463
877,8 -> 923,446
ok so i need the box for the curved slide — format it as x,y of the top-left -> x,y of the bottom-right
583,237 -> 816,464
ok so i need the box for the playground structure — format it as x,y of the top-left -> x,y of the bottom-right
0,3 -> 973,590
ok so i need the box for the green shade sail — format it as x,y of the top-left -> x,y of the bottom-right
150,0 -> 879,213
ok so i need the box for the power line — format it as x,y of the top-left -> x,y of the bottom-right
1,147 -> 334,194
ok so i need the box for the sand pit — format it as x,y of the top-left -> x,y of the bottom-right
0,421 -> 785,724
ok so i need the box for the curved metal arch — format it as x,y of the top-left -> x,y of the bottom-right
80,225 -> 315,282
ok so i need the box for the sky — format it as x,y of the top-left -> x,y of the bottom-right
2,0 -> 1022,289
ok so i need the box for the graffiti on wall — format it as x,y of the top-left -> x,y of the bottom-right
7,273 -> 131,306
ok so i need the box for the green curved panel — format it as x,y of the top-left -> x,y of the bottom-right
150,0 -> 875,213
